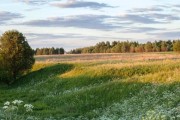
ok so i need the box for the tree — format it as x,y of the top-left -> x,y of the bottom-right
152,41 -> 160,52
130,44 -> 135,53
145,42 -> 153,52
173,40 -> 180,52
112,41 -> 118,47
160,41 -> 167,52
59,48 -> 65,54
0,30 -> 35,84
111,43 -> 122,53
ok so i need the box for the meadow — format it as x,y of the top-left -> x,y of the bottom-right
0,52 -> 180,119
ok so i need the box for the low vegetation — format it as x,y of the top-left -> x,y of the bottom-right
0,30 -> 179,119
0,56 -> 179,119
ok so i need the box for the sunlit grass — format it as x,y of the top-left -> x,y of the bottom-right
0,53 -> 180,119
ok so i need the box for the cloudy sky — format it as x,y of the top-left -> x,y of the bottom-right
0,0 -> 180,50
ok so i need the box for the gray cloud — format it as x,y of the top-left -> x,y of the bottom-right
145,13 -> 180,21
149,31 -> 180,39
26,32 -> 128,41
129,7 -> 163,13
119,14 -> 160,24
19,15 -> 121,30
18,12 -> 180,31
14,0 -> 49,5
171,4 -> 180,13
127,5 -> 180,23
25,32 -> 130,50
14,0 -> 114,9
25,33 -> 85,40
0,11 -> 23,24
26,32 -> 87,49
122,27 -> 164,33
118,12 -> 180,24
173,4 -> 180,8
51,0 -> 113,9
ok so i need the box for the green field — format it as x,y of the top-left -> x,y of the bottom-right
0,53 -> 180,119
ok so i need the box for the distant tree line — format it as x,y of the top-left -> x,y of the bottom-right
35,48 -> 65,55
69,40 -> 180,54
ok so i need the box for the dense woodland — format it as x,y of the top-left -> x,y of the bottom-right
69,40 -> 180,54
35,48 -> 65,55
34,40 -> 180,55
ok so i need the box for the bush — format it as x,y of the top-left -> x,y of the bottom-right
0,30 -> 35,84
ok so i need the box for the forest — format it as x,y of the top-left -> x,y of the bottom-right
69,40 -> 180,54
35,47 -> 65,55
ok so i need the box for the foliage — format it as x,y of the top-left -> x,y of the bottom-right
0,30 -> 35,84
0,58 -> 179,119
35,47 -> 65,55
68,40 -> 174,54
0,100 -> 34,120
173,40 -> 180,52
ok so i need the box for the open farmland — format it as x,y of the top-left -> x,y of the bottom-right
0,53 -> 180,119
35,52 -> 180,63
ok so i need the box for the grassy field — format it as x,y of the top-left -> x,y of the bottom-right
0,53 -> 180,119
35,52 -> 180,63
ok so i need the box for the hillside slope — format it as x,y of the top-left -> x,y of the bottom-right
0,59 -> 180,119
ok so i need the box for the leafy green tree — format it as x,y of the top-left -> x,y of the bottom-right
135,45 -> 144,52
59,48 -> 65,54
130,44 -> 135,53
160,41 -> 167,52
152,41 -> 160,52
173,40 -> 180,52
106,41 -> 111,48
36,48 -> 43,55
145,42 -> 153,52
112,41 -> 118,47
121,42 -> 130,53
43,48 -> 49,55
111,43 -> 122,53
166,40 -> 173,51
0,30 -> 35,84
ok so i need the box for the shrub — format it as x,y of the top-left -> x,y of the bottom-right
0,30 -> 35,84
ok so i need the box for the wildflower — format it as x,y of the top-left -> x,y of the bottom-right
4,101 -> 10,106
3,106 -> 9,109
10,106 -> 18,111
12,100 -> 23,105
24,104 -> 34,112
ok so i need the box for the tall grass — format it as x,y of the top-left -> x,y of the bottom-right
0,57 -> 179,119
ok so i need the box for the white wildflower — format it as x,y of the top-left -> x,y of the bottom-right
4,101 -> 10,106
3,106 -> 9,109
10,106 -> 18,111
12,100 -> 23,105
24,104 -> 34,112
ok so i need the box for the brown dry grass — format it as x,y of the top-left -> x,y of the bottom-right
35,52 -> 180,63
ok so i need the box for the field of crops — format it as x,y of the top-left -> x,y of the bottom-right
0,53 -> 180,119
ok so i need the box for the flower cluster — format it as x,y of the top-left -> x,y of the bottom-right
2,100 -> 34,113
1,99 -> 34,120
2,100 -> 22,112
24,104 -> 34,112
12,100 -> 23,105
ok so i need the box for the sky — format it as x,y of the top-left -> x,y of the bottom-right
0,0 -> 180,51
